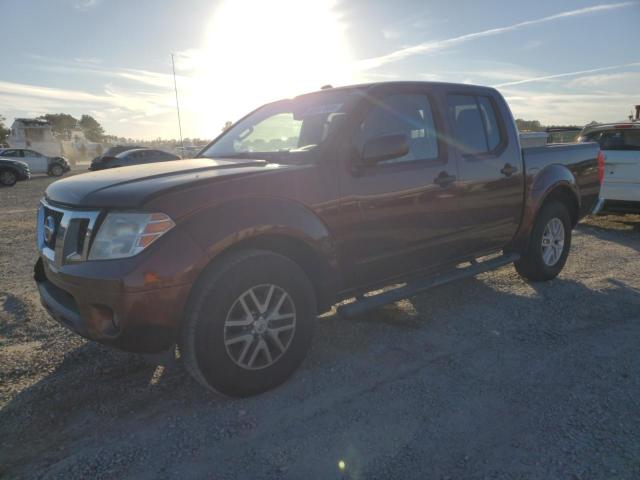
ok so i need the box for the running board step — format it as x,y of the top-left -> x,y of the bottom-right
337,253 -> 520,318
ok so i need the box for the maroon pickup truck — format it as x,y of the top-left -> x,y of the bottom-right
34,82 -> 602,396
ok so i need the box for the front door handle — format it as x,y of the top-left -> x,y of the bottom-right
501,163 -> 518,177
434,171 -> 456,188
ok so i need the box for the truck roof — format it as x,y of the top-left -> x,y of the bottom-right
295,81 -> 500,98
581,121 -> 640,134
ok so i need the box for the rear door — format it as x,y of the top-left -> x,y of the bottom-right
22,150 -> 48,173
339,85 -> 463,288
445,91 -> 524,256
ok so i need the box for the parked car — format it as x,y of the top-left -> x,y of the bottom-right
89,145 -> 142,170
88,148 -> 180,171
0,158 -> 30,186
579,121 -> 640,214
0,148 -> 69,176
34,81 -> 601,397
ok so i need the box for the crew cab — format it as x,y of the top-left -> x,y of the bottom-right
579,120 -> 640,214
0,148 -> 70,177
34,82 -> 601,397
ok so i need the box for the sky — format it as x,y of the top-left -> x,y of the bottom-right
1,0 -> 639,140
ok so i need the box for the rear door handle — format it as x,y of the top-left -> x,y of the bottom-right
434,171 -> 456,188
500,163 -> 518,177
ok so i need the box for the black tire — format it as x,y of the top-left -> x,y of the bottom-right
181,249 -> 316,397
515,200 -> 572,281
49,164 -> 64,177
0,169 -> 17,187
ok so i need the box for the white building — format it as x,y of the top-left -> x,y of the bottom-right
8,118 -> 61,156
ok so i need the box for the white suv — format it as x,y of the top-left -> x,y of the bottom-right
580,122 -> 640,214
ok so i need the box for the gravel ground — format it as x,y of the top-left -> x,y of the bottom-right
1,172 -> 639,479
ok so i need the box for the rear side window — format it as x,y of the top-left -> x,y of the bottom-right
599,129 -> 640,150
447,94 -> 504,155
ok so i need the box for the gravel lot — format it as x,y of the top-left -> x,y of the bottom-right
1,172 -> 639,479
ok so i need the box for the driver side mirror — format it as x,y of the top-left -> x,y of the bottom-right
361,133 -> 409,165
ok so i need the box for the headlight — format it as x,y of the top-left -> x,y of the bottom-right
89,212 -> 175,260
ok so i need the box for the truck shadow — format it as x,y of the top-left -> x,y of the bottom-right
1,273 -> 639,476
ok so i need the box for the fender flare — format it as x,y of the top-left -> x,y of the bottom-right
510,164 -> 580,252
183,196 -> 341,306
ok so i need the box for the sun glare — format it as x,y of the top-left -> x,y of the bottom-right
190,0 -> 353,135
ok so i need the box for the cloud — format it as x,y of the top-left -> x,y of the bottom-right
32,58 -> 187,91
501,87 -> 635,124
0,78 -> 173,117
494,62 -> 640,87
567,71 -> 640,88
357,2 -> 636,70
75,0 -> 102,10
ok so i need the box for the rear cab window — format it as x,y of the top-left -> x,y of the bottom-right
584,128 -> 640,151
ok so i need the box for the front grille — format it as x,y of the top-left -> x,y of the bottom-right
38,200 -> 100,267
43,206 -> 64,249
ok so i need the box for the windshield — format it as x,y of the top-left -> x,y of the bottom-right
199,90 -> 360,162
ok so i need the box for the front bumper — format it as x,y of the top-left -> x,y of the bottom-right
33,209 -> 205,353
35,257 -> 192,352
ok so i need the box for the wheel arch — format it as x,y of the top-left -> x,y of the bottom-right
509,164 -> 580,252
183,197 -> 342,314
540,184 -> 580,227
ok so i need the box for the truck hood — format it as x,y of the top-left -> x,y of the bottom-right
45,158 -> 287,208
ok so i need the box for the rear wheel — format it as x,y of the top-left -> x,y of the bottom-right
49,164 -> 64,177
0,169 -> 17,186
515,200 -> 572,281
181,249 -> 316,397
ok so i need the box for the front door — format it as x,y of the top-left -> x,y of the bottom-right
339,86 -> 463,290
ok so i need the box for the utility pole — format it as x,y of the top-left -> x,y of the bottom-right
171,53 -> 184,151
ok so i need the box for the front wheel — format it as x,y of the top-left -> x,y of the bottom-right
515,200 -> 572,281
0,169 -> 17,186
180,250 -> 316,397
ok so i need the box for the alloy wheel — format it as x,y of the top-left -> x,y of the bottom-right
223,284 -> 296,370
541,217 -> 565,266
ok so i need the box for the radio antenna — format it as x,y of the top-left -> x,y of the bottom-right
171,53 -> 184,151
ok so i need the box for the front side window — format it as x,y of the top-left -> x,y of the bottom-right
356,93 -> 439,164
200,90 -> 360,163
235,113 -> 302,153
448,94 -> 503,155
